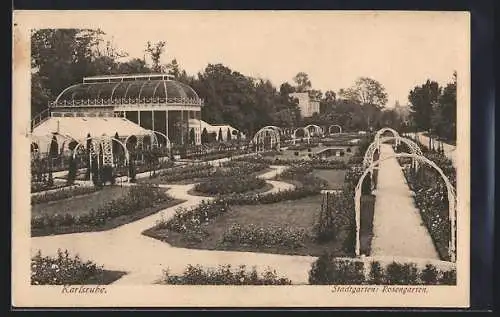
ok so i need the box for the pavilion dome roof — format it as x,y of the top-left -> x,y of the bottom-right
53,74 -> 201,105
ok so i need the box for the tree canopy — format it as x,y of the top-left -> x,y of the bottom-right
31,28 -> 417,138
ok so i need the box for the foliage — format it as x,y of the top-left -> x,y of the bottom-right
163,264 -> 291,285
384,262 -> 419,285
408,80 -> 441,131
309,253 -> 365,285
408,73 -> 456,142
31,249 -> 104,285
220,224 -> 307,249
338,77 -> 388,108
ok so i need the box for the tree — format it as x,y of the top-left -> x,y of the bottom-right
31,29 -> 107,115
166,58 -> 180,78
226,128 -> 231,141
117,58 -> 150,74
145,41 -> 166,72
218,127 -> 223,142
408,80 -> 441,132
85,133 -> 92,180
189,128 -> 195,145
293,72 -> 312,92
201,128 -> 209,144
339,77 -> 388,108
432,72 -> 457,141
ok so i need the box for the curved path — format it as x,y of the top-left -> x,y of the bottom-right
31,165 -> 316,285
410,132 -> 457,168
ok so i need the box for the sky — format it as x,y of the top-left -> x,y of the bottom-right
23,11 -> 469,107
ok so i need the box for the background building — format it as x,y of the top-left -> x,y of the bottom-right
32,73 -> 205,149
289,92 -> 320,118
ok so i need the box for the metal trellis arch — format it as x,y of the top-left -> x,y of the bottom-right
354,153 -> 456,262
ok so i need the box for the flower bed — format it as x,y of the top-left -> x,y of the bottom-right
143,161 -> 269,184
194,175 -> 267,196
31,185 -> 100,205
185,148 -> 252,161
143,163 -> 215,183
31,181 -> 71,194
32,184 -> 184,236
31,250 -> 125,285
220,224 -> 307,248
401,166 -> 453,261
233,155 -> 348,170
162,264 -> 291,285
309,253 -> 456,285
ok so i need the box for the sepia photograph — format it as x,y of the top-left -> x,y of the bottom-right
12,10 -> 470,307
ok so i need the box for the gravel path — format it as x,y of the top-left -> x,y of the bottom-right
370,144 -> 439,260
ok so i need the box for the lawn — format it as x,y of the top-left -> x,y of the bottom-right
144,194 -> 376,257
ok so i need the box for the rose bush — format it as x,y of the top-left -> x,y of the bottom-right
31,249 -> 106,285
163,264 -> 292,285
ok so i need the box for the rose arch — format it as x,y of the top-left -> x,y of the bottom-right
328,125 -> 342,134
292,127 -> 311,144
305,124 -> 323,137
252,127 -> 281,151
362,136 -> 423,170
375,127 -> 400,141
354,153 -> 457,262
73,135 -> 130,169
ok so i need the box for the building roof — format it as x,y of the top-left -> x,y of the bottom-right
54,78 -> 200,104
32,117 -> 151,143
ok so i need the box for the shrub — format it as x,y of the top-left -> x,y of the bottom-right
31,249 -> 103,285
420,264 -> 439,284
368,261 -> 385,284
163,264 -> 292,285
220,224 -> 307,249
308,254 -> 365,285
385,262 -> 419,285
439,269 -> 457,285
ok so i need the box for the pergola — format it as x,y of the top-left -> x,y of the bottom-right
252,126 -> 281,151
354,153 -> 457,262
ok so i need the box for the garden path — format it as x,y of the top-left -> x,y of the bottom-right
31,165 -> 316,285
415,132 -> 457,168
370,144 -> 439,260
